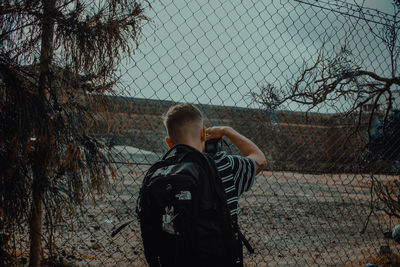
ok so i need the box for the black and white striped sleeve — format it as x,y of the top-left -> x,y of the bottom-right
226,154 -> 257,196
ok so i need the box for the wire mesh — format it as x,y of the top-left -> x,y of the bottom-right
5,0 -> 400,266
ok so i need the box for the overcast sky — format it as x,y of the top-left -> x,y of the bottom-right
117,0 -> 398,112
360,0 -> 395,14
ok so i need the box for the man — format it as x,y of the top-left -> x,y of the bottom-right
163,103 -> 267,260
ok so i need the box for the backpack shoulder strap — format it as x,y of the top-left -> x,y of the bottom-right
203,153 -> 255,255
201,153 -> 229,206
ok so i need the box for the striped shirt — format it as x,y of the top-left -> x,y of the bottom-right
212,151 -> 257,222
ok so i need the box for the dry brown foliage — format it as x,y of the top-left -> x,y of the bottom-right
0,0 -> 149,265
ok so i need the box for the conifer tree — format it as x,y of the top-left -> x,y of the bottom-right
0,1 -> 148,265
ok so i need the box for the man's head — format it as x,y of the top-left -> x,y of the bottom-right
163,103 -> 205,151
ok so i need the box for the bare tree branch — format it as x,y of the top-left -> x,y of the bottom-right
253,0 -> 400,230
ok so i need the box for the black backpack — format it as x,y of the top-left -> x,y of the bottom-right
136,144 -> 251,267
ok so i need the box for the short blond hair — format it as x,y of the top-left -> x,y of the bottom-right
163,103 -> 203,143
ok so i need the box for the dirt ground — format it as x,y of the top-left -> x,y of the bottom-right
8,157 -> 400,266
31,163 -> 395,267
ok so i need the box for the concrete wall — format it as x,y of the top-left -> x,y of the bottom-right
90,96 -> 369,173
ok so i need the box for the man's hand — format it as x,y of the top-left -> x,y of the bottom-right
205,126 -> 229,140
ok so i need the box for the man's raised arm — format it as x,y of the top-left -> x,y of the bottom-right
206,126 -> 267,174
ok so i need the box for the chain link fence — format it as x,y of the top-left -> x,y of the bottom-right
7,0 -> 400,266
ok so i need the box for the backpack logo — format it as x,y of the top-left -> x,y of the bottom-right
175,190 -> 191,200
162,206 -> 178,235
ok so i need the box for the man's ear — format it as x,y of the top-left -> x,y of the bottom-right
165,137 -> 174,148
201,127 -> 206,142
